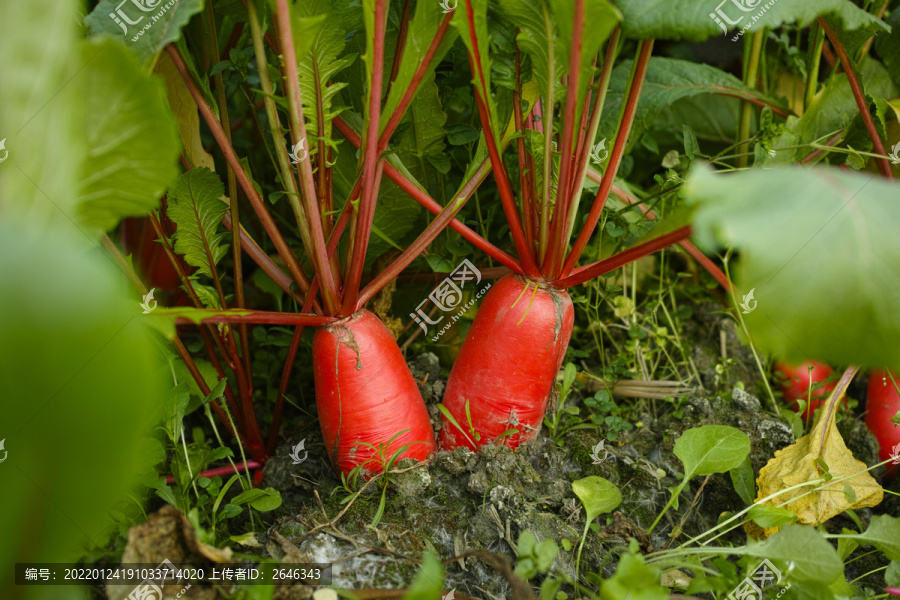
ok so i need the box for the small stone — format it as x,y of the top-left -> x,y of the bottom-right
732,387 -> 761,412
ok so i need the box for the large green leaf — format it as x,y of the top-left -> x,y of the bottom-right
686,165 -> 900,367
614,0 -> 888,42
1,15 -> 180,240
380,0 -> 458,135
85,0 -> 204,67
599,57 -> 785,143
0,0 -> 82,240
288,0 -> 359,158
166,168 -> 229,280
77,39 -> 181,232
0,220 -> 166,599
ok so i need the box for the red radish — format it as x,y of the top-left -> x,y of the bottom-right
866,368 -> 900,477
774,360 -> 837,418
314,310 -> 435,475
439,275 -> 574,450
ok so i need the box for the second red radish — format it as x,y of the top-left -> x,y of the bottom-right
439,274 -> 574,451
774,360 -> 837,418
866,368 -> 900,477
314,310 -> 435,475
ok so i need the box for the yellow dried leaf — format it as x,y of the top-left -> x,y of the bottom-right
746,367 -> 882,539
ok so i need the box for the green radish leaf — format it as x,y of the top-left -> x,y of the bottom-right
747,504 -> 798,528
571,476 -> 622,522
0,0 -> 79,233
496,0 -> 565,110
446,124 -> 481,146
674,425 -> 750,480
729,454 -> 756,506
599,57 -> 786,143
452,0 -> 500,138
401,552 -> 444,600
287,0 -> 359,158
551,0 -> 620,132
380,0 -> 458,135
686,166 -> 900,367
221,503 -> 243,519
518,531 -> 537,556
166,168 -> 229,280
0,219 -> 167,571
599,553 -> 668,600
396,74 -> 449,185
614,0 -> 887,42
742,525 -> 843,583
85,0 -> 204,67
2,38 -> 180,237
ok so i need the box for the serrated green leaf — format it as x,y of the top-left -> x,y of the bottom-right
85,0 -> 205,67
166,168 -> 229,280
288,0 -> 359,158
